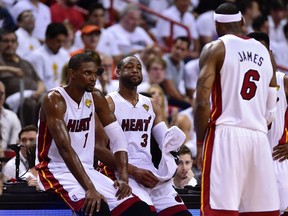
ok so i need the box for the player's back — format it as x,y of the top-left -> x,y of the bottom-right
213,34 -> 273,133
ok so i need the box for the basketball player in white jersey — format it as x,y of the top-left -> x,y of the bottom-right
95,55 -> 192,216
194,2 -> 280,216
248,31 -> 288,216
35,53 -> 152,216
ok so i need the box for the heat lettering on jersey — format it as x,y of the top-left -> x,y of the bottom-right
67,112 -> 92,132
238,51 -> 263,66
121,116 -> 151,132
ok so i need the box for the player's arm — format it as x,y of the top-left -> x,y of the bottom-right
92,89 -> 131,198
272,74 -> 288,162
194,40 -> 224,169
283,74 -> 288,97
265,50 -> 278,125
127,99 -> 168,188
42,91 -> 103,215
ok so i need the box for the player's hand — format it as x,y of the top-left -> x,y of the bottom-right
272,143 -> 288,162
27,178 -> 40,191
133,168 -> 159,188
113,180 -> 132,200
82,187 -> 107,216
195,145 -> 203,170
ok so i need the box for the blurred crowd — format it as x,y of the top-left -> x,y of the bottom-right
0,0 -> 288,185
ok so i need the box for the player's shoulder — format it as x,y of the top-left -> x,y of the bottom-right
200,40 -> 224,65
42,89 -> 66,108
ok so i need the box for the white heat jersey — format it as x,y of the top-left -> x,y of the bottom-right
267,72 -> 288,149
109,91 -> 155,166
37,86 -> 95,171
212,34 -> 273,133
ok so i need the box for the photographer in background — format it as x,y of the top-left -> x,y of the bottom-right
2,125 -> 37,182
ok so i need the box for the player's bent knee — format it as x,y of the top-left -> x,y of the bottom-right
74,200 -> 111,216
119,200 -> 153,216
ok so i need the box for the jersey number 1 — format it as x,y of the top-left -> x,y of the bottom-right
240,69 -> 260,100
83,133 -> 88,148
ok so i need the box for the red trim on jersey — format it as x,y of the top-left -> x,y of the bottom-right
278,107 -> 288,144
234,34 -> 250,40
36,121 -> 52,171
158,204 -> 189,216
111,197 -> 143,216
239,211 -> 280,216
209,71 -> 222,127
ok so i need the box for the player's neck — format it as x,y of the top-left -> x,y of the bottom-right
118,88 -> 138,106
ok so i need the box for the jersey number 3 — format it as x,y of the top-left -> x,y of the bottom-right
240,69 -> 260,100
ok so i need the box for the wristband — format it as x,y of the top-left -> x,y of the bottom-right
197,140 -> 203,146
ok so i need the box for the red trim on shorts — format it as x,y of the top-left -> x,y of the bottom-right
158,204 -> 189,216
150,205 -> 157,213
202,209 -> 238,216
38,168 -> 78,210
278,107 -> 288,144
200,66 -> 224,216
201,127 -> 216,216
239,211 -> 280,216
111,196 -> 143,216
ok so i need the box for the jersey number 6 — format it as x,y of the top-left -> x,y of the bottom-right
240,69 -> 260,100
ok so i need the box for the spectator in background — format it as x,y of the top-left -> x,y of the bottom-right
138,56 -> 166,93
95,54 -> 118,95
0,2 -> 16,30
139,0 -> 170,28
70,24 -> 101,56
156,0 -> 200,59
236,0 -> 261,34
184,58 -> 199,101
196,10 -> 218,50
146,84 -> 169,125
11,0 -> 51,42
102,0 -> 139,22
161,36 -> 191,109
0,81 -> 21,153
50,0 -> 86,31
136,44 -> 163,82
2,125 -> 37,181
271,22 -> 288,73
97,4 -> 154,63
15,10 -> 41,60
173,145 -> 197,189
0,29 -> 45,126
73,3 -> 107,50
268,0 -> 287,43
61,21 -> 78,54
27,22 -> 70,91
252,15 -> 269,34
172,106 -> 196,158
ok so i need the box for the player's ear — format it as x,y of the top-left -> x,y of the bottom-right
115,69 -> 121,78
69,69 -> 76,79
